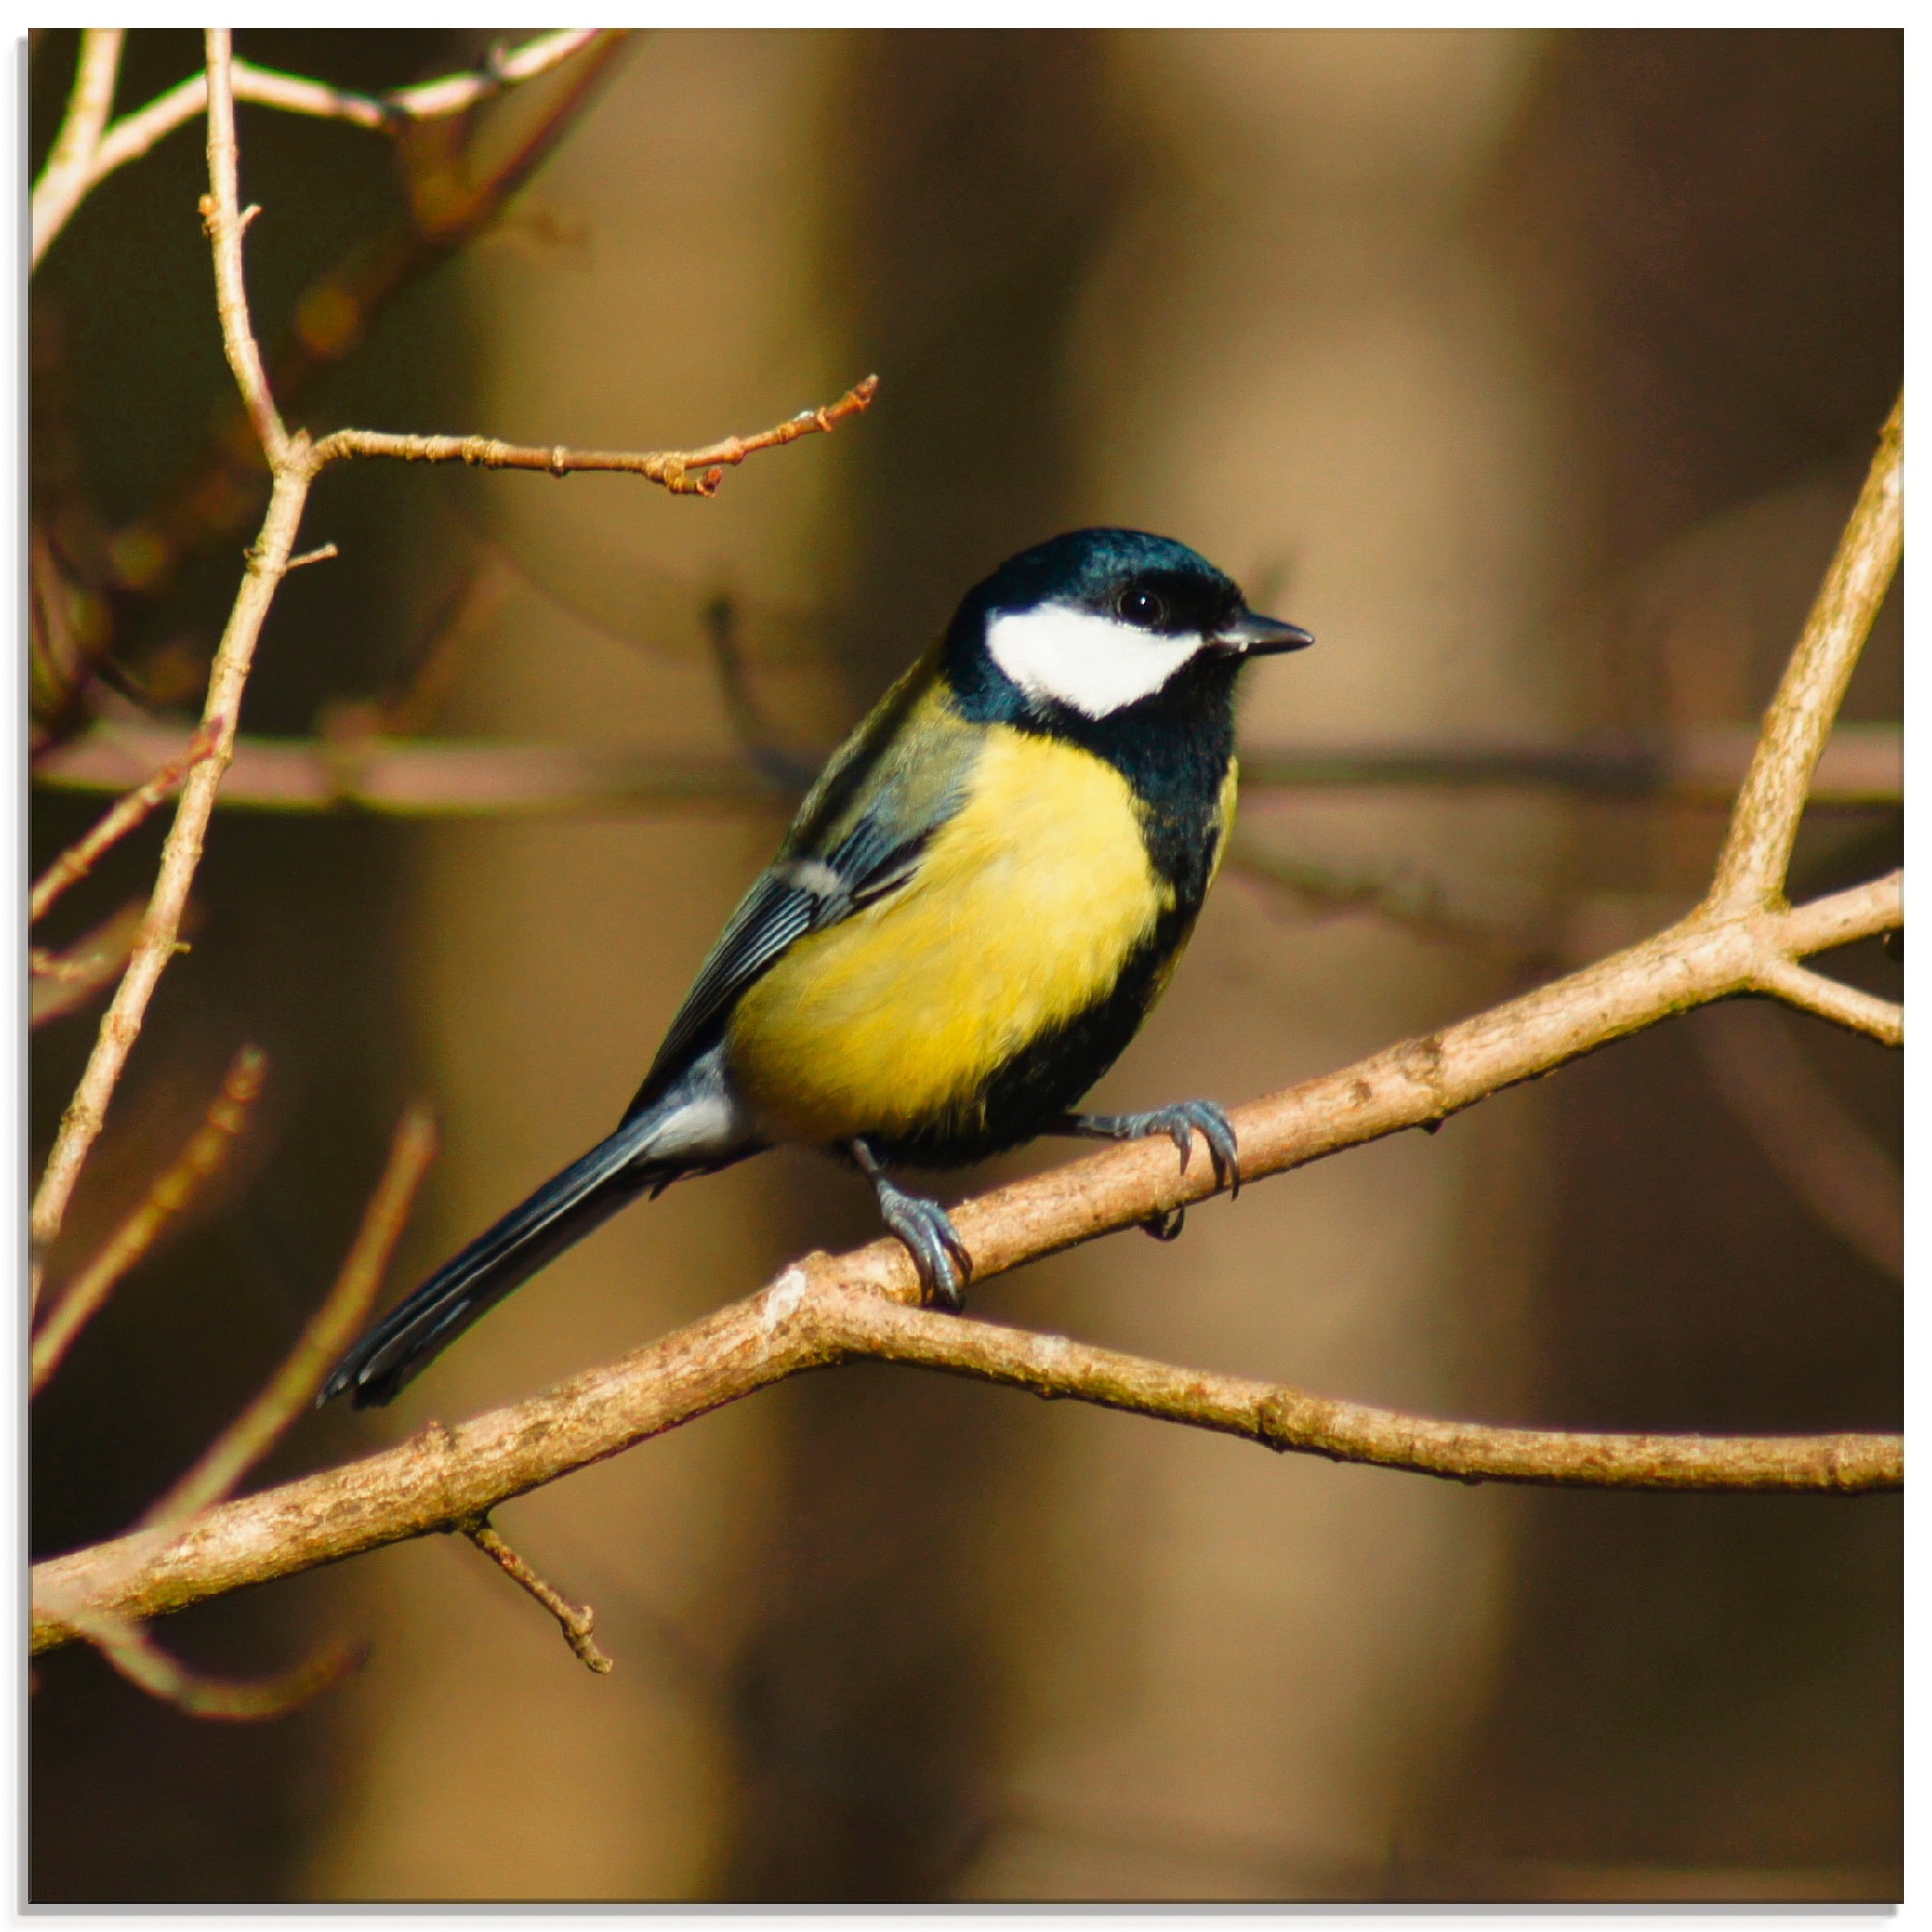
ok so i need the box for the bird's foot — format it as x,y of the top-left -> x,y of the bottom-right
850,1140 -> 972,1311
1059,1100 -> 1241,1196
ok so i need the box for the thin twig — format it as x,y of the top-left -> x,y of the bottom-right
1750,955 -> 1903,1047
28,34 -> 315,1307
30,725 -> 218,923
31,1047 -> 267,1397
32,30 -> 610,270
99,35 -> 633,609
200,35 -> 286,463
1706,392 -> 1903,913
461,1518 -> 614,1674
28,28 -> 124,269
1697,1003 -> 1902,1279
30,901 -> 145,1028
310,374 -> 880,498
60,1603 -> 363,1721
140,1108 -> 438,1527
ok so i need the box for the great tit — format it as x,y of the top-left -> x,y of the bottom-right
324,528 -> 1312,1408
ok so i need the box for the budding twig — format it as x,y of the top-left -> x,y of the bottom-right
461,1519 -> 614,1675
309,375 -> 880,498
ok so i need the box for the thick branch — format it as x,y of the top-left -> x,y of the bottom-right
27,870 -> 1903,1652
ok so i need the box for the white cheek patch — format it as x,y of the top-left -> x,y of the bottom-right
985,605 -> 1207,719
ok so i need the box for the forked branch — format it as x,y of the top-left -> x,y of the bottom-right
31,29 -> 612,269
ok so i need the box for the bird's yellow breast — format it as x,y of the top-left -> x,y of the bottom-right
725,725 -> 1170,1148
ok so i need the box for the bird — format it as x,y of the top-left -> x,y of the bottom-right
322,528 -> 1313,1408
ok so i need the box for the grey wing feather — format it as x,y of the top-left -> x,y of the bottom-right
623,649 -> 979,1122
623,817 -> 937,1122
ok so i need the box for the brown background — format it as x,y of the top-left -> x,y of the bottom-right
30,28 -> 1900,1903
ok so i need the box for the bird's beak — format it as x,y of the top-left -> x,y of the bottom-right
1211,611 -> 1315,656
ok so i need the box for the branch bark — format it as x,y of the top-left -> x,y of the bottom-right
28,28 -> 124,270
1705,392 -> 1904,913
309,374 -> 878,497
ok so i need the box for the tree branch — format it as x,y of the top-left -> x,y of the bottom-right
460,1519 -> 614,1675
1704,392 -> 1903,914
26,863 -> 1904,1654
32,722 -> 1903,818
29,28 -> 124,270
30,725 -> 218,923
308,374 -> 879,498
139,1109 -> 437,1526
30,1046 -> 267,1395
32,30 -> 611,270
28,31 -> 1900,1674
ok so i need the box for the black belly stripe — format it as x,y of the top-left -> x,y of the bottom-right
865,902 -> 1199,1168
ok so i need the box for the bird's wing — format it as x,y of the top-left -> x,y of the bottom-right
623,654 -> 978,1121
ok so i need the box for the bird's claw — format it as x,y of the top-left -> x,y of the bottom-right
1070,1100 -> 1241,1197
873,1177 -> 972,1311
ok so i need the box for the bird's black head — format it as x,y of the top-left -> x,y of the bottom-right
944,528 -> 1312,731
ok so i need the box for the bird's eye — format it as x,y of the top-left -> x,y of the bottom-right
1117,587 -> 1166,629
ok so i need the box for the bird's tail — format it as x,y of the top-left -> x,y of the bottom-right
322,1117 -> 689,1411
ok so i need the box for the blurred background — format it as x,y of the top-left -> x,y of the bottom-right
29,28 -> 1900,1904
